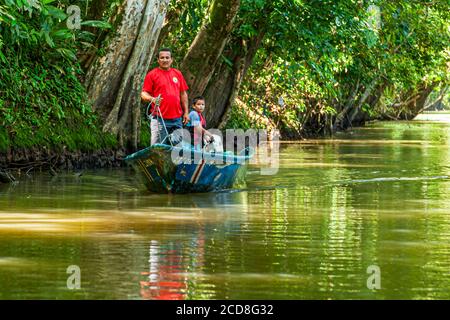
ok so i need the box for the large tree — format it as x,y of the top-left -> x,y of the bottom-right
85,0 -> 170,150
180,0 -> 241,100
203,5 -> 272,128
180,0 -> 277,128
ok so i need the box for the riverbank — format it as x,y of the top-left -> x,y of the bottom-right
2,111 -> 449,184
0,147 -> 126,184
0,147 -> 125,170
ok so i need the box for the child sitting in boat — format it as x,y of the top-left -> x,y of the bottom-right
186,96 -> 216,150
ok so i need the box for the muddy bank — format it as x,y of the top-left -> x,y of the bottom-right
0,147 -> 127,182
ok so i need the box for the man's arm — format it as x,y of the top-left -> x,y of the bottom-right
141,91 -> 156,104
141,72 -> 155,103
181,90 -> 189,124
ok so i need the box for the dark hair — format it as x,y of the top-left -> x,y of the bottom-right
192,96 -> 205,105
158,48 -> 172,57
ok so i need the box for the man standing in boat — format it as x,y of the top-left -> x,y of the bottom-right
141,48 -> 190,145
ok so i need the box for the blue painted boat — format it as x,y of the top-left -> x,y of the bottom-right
124,143 -> 253,193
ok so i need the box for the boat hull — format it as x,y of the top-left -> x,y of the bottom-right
124,144 -> 252,193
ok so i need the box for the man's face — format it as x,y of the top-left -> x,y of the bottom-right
158,51 -> 173,70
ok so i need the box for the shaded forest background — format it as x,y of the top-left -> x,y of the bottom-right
0,0 -> 449,159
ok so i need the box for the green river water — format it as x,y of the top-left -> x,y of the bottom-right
0,116 -> 449,299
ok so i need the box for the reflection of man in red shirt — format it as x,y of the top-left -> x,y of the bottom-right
140,240 -> 187,300
141,48 -> 189,145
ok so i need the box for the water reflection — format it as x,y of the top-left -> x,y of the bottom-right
140,240 -> 189,300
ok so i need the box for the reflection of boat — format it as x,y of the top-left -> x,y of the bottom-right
124,144 -> 253,194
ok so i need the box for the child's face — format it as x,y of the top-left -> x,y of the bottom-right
193,99 -> 205,113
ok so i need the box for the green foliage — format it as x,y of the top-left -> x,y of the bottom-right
225,0 -> 450,133
139,120 -> 151,149
224,103 -> 257,130
0,47 -> 117,151
0,125 -> 9,153
2,0 -> 449,154
0,0 -> 117,152
158,0 -> 211,66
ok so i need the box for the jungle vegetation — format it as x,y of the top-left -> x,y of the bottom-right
0,0 -> 449,153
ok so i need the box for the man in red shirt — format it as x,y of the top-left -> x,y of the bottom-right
141,48 -> 189,145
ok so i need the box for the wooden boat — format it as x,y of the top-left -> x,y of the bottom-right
124,143 -> 253,193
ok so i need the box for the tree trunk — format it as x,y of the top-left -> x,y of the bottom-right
348,81 -> 387,125
187,1 -> 274,128
333,77 -> 379,131
333,79 -> 360,129
395,83 -> 437,120
421,84 -> 448,112
405,84 -> 436,119
153,2 -> 188,58
180,0 -> 240,99
203,30 -> 266,128
85,0 -> 170,150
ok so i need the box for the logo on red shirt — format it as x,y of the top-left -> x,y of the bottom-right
173,77 -> 178,84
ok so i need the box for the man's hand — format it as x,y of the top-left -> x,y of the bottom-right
153,95 -> 163,105
141,92 -> 163,104
183,112 -> 190,125
181,91 -> 189,123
